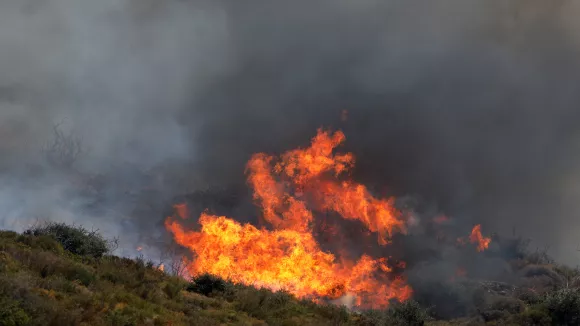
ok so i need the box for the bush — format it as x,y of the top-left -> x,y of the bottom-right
17,234 -> 64,255
479,296 -> 526,323
384,300 -> 428,326
544,288 -> 580,325
360,301 -> 428,326
186,274 -> 227,296
515,288 -> 543,305
164,278 -> 185,299
24,222 -> 116,258
0,231 -> 18,241
63,264 -> 96,286
0,253 -> 18,274
488,296 -> 524,314
515,306 -> 552,326
411,280 -> 473,319
0,297 -> 30,326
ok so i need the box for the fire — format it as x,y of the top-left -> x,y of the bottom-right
315,181 -> 405,245
165,128 -> 411,309
246,129 -> 405,244
457,224 -> 491,251
469,224 -> 491,252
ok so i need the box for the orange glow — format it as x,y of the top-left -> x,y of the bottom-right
469,224 -> 491,252
173,203 -> 188,219
433,215 -> 449,224
165,128 -> 411,309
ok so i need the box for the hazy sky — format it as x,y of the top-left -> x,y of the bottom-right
2,0 -> 580,263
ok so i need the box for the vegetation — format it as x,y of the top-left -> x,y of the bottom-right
0,225 -> 368,326
361,300 -> 428,326
4,223 -> 580,325
544,288 -> 580,325
24,222 -> 117,258
187,273 -> 228,297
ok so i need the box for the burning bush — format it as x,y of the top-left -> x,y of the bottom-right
24,222 -> 117,258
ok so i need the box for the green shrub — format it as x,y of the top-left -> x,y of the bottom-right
515,306 -> 552,326
544,288 -> 580,325
361,300 -> 427,326
0,231 -> 18,241
515,288 -> 543,305
232,287 -> 311,324
0,253 -> 18,274
384,300 -> 428,326
0,296 -> 30,326
488,296 -> 524,314
17,234 -> 64,255
63,264 -> 95,286
106,308 -> 139,326
164,278 -> 184,299
315,303 -> 350,325
0,225 -> 371,326
187,274 -> 227,296
24,222 -> 116,258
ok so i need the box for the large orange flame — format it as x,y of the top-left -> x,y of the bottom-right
165,128 -> 411,309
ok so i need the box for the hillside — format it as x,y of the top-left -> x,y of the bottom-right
0,223 -> 424,326
1,223 -> 580,326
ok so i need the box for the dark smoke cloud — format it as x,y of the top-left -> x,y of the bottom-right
2,0 -> 580,264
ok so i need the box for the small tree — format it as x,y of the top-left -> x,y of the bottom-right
385,300 -> 428,326
0,297 -> 30,326
25,222 -> 117,258
362,300 -> 428,326
544,288 -> 580,325
186,273 -> 227,296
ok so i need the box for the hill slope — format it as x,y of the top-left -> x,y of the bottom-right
2,224 -> 580,326
0,225 -> 407,326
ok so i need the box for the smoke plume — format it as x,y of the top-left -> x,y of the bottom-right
2,0 -> 580,266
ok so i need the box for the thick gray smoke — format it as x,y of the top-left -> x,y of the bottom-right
2,0 -> 580,265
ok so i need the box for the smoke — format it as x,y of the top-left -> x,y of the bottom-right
187,0 -> 580,264
2,0 -> 580,267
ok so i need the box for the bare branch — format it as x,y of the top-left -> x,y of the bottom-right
42,121 -> 84,169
